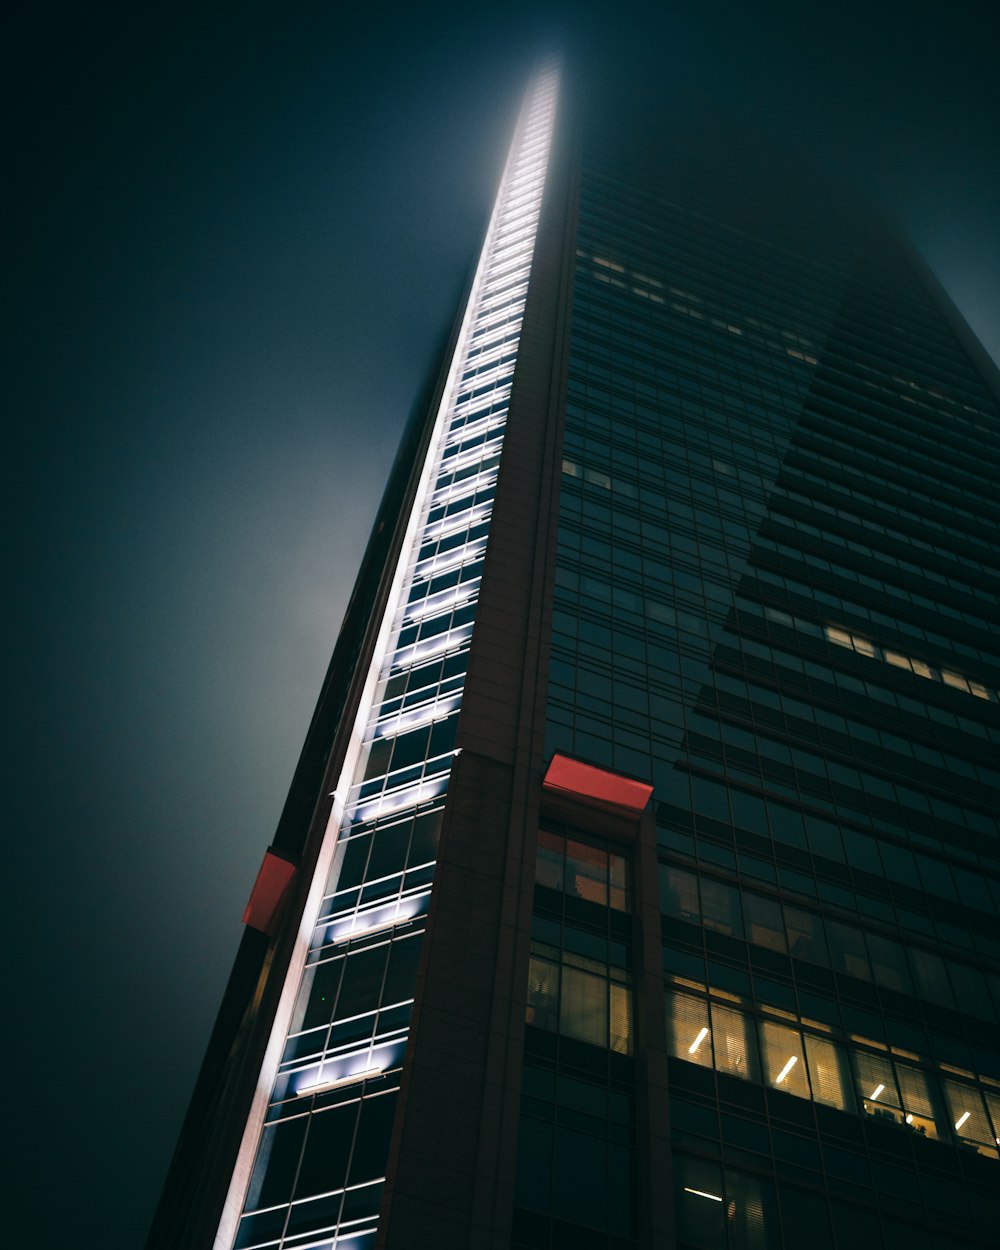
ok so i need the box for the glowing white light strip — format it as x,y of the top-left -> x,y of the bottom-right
404,582 -> 479,623
430,466 -> 499,504
775,1055 -> 798,1084
412,538 -> 488,581
457,359 -> 516,389
450,387 -> 512,419
296,1068 -> 383,1097
351,774 -> 450,824
421,502 -> 492,541
332,916 -> 411,945
445,412 -> 507,444
688,1027 -> 709,1055
869,1083 -> 885,1101
461,340 -> 519,371
374,693 -> 462,738
684,1188 -> 724,1202
215,66 -> 559,1250
325,890 -> 432,944
441,434 -> 506,474
390,622 -> 475,670
955,1111 -> 972,1131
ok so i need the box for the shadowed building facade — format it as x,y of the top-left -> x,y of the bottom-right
148,68 -> 1000,1250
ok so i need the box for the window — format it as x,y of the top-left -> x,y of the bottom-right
660,865 -> 700,923
701,878 -> 743,937
803,1034 -> 849,1111
674,1154 -> 777,1250
942,1081 -> 997,1156
534,829 -> 630,911
852,1050 -> 900,1123
665,988 -> 998,1158
526,954 -> 560,1031
760,1020 -> 810,1099
527,942 -> 632,1054
667,993 -> 712,1069
712,1003 -> 758,1081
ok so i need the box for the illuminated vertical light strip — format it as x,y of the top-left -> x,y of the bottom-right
215,66 -> 558,1250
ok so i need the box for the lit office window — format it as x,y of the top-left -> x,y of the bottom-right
711,1003 -> 758,1081
803,1034 -> 849,1111
667,993 -> 712,1069
942,1081 -> 997,1157
760,1020 -> 811,1100
561,962 -> 609,1048
895,1064 -> 938,1140
852,1050 -> 901,1123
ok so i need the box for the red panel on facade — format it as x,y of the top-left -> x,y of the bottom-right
542,753 -> 653,813
243,849 -> 297,935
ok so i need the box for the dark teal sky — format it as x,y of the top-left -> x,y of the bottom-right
8,2 -> 999,1246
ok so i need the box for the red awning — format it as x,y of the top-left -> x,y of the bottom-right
243,849 -> 297,935
542,753 -> 652,814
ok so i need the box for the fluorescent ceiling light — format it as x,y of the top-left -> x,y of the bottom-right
683,1188 -> 723,1202
954,1111 -> 971,1131
775,1056 -> 798,1084
688,1027 -> 709,1055
869,1084 -> 885,1101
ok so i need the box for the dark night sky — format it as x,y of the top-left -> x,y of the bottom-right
7,2 -> 999,1245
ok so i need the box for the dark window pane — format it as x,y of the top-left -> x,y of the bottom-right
366,823 -> 411,880
298,959 -> 344,1031
514,1114 -> 553,1213
779,1185 -> 834,1250
701,878 -> 744,938
784,906 -> 828,965
294,1103 -> 356,1199
825,921 -> 871,981
381,935 -> 422,1006
348,1092 -> 397,1185
335,946 -> 389,1019
744,894 -> 786,953
246,1116 -> 308,1211
865,934 -> 913,995
660,865 -> 701,923
552,1126 -> 608,1230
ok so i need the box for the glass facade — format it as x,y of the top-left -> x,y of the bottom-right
157,73 -> 1000,1250
220,69 -> 559,1250
528,113 -> 1000,1250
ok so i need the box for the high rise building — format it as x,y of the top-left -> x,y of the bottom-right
149,67 -> 1000,1250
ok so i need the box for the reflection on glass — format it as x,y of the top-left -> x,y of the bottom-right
526,956 -> 559,1031
535,829 -> 630,911
535,829 -> 564,891
527,944 -> 633,1055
